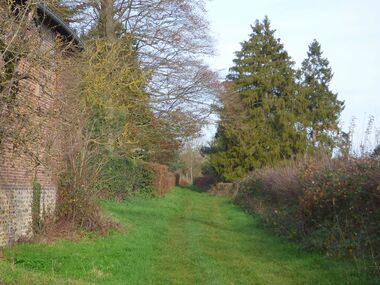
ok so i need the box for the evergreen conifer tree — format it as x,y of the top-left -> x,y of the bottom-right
209,17 -> 306,181
298,40 -> 344,154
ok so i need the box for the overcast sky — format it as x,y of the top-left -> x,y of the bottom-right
204,0 -> 380,151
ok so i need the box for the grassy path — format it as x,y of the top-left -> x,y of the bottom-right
0,187 -> 378,284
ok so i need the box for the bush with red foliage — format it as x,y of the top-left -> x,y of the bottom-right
144,163 -> 176,196
236,158 -> 380,269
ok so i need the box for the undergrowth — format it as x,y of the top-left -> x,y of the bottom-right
236,157 -> 380,274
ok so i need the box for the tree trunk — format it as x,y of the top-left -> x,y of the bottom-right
100,0 -> 115,39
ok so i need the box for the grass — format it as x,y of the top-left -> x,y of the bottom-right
0,187 -> 378,284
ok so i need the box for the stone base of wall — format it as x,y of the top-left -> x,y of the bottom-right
0,190 -> 9,247
0,163 -> 57,247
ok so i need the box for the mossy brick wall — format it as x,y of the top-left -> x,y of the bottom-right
0,24 -> 59,247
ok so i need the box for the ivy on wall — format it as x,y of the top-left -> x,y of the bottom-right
32,181 -> 42,234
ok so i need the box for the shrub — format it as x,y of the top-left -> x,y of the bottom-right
236,158 -> 380,266
193,175 -> 217,190
301,159 -> 380,258
144,163 -> 176,196
209,182 -> 239,197
236,163 -> 304,239
98,158 -> 155,199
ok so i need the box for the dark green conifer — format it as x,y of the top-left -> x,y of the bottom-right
298,40 -> 344,154
209,17 -> 306,181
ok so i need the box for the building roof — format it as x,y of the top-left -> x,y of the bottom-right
36,3 -> 82,47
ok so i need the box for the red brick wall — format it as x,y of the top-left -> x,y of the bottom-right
0,24 -> 60,247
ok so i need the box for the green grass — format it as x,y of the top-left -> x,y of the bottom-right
0,187 -> 378,284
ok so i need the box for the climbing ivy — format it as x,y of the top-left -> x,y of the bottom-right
32,181 -> 42,234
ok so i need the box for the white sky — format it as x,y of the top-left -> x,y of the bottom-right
204,0 -> 380,150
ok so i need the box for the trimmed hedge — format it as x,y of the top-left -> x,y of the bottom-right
144,162 -> 176,196
99,159 -> 175,199
99,158 -> 155,199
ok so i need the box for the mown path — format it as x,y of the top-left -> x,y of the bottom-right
0,187 -> 377,284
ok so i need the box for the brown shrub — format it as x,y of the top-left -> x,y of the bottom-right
144,163 -> 176,196
209,182 -> 239,198
33,215 -> 120,245
236,157 -> 380,269
178,176 -> 191,187
193,175 -> 217,190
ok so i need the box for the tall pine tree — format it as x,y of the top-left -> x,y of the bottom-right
298,40 -> 344,154
209,17 -> 307,181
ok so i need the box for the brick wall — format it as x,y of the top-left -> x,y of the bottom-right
0,23 -> 60,247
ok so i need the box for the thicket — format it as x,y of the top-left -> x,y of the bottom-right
56,36 -> 175,230
99,158 -> 154,198
144,163 -> 176,196
1,0 -> 215,234
53,0 -> 219,230
236,157 -> 380,272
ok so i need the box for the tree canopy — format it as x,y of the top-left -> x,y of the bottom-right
297,39 -> 344,154
207,17 -> 343,181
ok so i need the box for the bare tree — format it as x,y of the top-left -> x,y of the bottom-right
58,0 -> 219,139
178,141 -> 205,184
